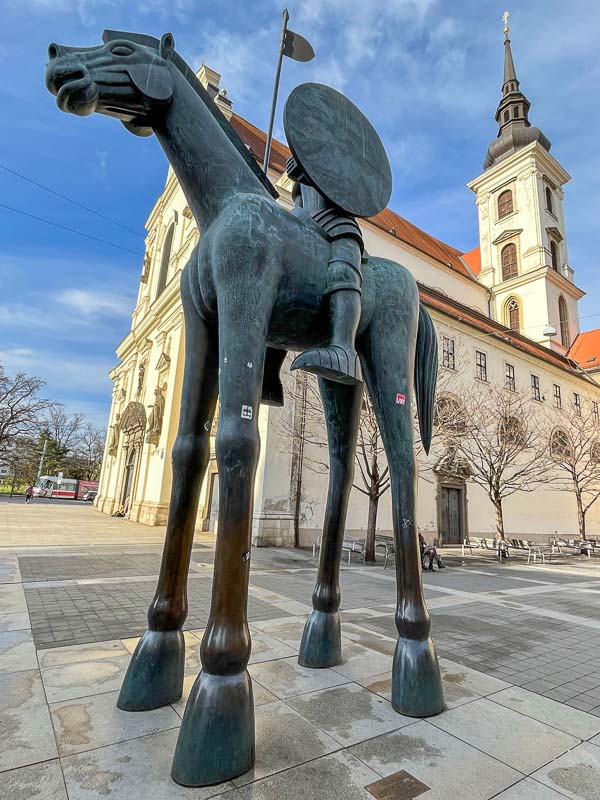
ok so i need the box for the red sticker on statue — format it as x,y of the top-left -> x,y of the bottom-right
396,393 -> 406,405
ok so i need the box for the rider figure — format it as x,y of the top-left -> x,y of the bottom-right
287,155 -> 364,385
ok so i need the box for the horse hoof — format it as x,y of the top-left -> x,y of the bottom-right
117,629 -> 184,711
298,610 -> 342,668
391,636 -> 444,717
171,670 -> 254,786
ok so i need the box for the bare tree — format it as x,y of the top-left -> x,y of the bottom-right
282,373 -> 390,558
0,365 -> 51,459
354,393 -> 390,562
44,406 -> 85,453
65,424 -> 105,481
453,385 -> 552,539
546,405 -> 600,539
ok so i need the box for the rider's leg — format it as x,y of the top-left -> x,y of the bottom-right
291,238 -> 363,385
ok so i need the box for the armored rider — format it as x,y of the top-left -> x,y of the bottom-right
283,83 -> 392,386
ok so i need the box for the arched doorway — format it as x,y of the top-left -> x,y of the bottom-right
118,401 -> 147,517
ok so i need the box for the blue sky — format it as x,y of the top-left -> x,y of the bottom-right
2,0 -> 599,428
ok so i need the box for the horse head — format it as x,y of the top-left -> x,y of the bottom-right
45,31 -> 176,137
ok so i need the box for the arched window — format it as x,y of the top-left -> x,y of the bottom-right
434,394 -> 466,434
501,243 -> 518,280
551,428 -> 573,461
497,190 -> 513,219
546,187 -> 554,214
156,224 -> 175,298
558,296 -> 570,347
550,240 -> 559,271
506,298 -> 521,332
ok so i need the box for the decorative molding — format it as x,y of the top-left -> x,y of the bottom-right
492,228 -> 523,246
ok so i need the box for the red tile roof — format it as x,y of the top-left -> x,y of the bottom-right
569,329 -> 600,369
419,283 -> 592,380
462,246 -> 482,275
230,113 -> 475,282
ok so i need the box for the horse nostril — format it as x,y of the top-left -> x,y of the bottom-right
48,43 -> 59,60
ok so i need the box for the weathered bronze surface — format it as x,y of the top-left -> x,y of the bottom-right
46,29 -> 444,788
366,770 -> 430,800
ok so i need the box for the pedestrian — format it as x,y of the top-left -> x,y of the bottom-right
419,531 -> 445,571
25,485 -> 34,504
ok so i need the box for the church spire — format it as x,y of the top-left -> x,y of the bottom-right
483,12 -> 551,170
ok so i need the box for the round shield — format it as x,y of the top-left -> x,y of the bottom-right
284,83 -> 392,218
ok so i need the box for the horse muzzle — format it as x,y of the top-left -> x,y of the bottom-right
46,49 -> 99,117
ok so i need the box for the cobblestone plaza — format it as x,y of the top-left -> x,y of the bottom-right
1,502 -> 600,798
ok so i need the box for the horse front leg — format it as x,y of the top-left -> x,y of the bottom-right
171,288 -> 272,787
299,378 -> 362,668
118,265 -> 218,711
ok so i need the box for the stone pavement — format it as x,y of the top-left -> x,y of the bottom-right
2,504 -> 600,798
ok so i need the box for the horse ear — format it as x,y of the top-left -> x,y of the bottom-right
127,63 -> 174,102
160,32 -> 175,59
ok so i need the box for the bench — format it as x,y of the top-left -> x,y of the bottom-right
375,535 -> 395,569
312,535 -> 366,565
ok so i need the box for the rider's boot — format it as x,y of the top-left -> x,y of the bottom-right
291,288 -> 362,384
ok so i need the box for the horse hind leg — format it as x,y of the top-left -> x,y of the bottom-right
299,378 -> 362,668
360,310 -> 444,717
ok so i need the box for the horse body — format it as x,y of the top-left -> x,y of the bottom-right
45,30 -> 444,788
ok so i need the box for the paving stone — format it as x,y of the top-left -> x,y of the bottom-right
61,728 -> 232,799
439,657 -> 511,696
286,682 -> 412,746
493,777 -> 579,799
491,686 -> 600,740
41,654 -> 131,703
0,759 -> 68,799
249,656 -> 347,699
38,638 -> 129,668
0,703 -> 58,772
0,612 -> 31,632
0,629 -> 38,673
532,741 -> 600,799
430,697 -> 580,773
234,750 -> 380,800
50,689 -> 181,756
0,584 -> 28,615
232,699 -> 341,786
0,668 -> 46,712
330,641 -> 393,682
348,720 -> 521,800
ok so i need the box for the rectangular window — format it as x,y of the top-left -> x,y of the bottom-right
593,401 -> 599,424
531,374 -> 541,401
505,363 -> 516,392
553,384 -> 562,409
475,351 -> 487,382
573,392 -> 582,416
442,336 -> 455,370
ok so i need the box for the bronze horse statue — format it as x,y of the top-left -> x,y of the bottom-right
46,30 -> 444,787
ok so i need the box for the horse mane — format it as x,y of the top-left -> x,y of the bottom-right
102,30 -> 279,199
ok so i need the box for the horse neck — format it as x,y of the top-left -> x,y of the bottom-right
154,67 -> 265,231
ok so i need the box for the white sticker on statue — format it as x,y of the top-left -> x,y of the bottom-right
241,405 -> 253,420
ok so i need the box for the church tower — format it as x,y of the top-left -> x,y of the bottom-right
467,13 -> 583,352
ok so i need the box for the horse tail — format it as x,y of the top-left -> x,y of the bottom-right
414,303 -> 438,454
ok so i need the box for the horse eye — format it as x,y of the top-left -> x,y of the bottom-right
112,45 -> 133,56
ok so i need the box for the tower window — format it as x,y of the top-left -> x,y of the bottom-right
558,296 -> 570,347
504,110 -> 510,122
506,298 -> 521,332
156,223 -> 175,299
550,240 -> 559,271
497,190 -> 513,219
546,187 -> 554,215
513,106 -> 519,118
501,243 -> 518,280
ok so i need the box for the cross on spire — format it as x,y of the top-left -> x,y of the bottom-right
503,10 -> 510,40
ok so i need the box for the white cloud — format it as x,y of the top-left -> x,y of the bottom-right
56,288 -> 133,318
